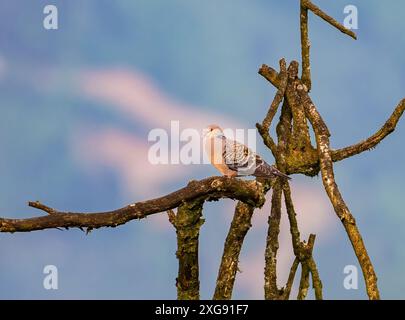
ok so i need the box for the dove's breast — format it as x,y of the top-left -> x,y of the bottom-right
204,136 -> 236,176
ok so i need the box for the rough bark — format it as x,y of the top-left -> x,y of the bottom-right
170,201 -> 204,300
0,176 -> 266,233
213,202 -> 255,300
264,182 -> 283,300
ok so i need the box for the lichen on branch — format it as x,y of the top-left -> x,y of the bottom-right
0,176 -> 266,233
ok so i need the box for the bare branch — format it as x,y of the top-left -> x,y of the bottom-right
300,0 -> 357,91
260,65 -> 404,167
297,262 -> 310,300
28,201 -> 57,215
258,64 -> 281,88
283,183 -> 301,256
308,256 -> 323,300
303,234 -> 323,300
286,61 -> 313,151
214,179 -> 272,300
0,176 -> 266,233
284,183 -> 323,300
213,202 -> 255,300
167,209 -> 176,226
299,84 -> 380,299
264,182 -> 283,300
332,99 -> 405,162
261,59 -> 288,131
281,257 -> 299,300
302,0 -> 357,40
174,200 -> 204,300
257,59 -> 288,157
300,1 -> 311,91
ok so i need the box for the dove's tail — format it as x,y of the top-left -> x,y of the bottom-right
253,162 -> 291,180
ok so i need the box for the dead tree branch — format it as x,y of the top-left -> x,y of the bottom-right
300,84 -> 380,299
300,0 -> 311,91
283,183 -> 323,300
332,99 -> 405,162
257,59 -> 288,158
264,181 -> 283,300
0,176 -> 266,233
257,47 -> 402,299
259,65 -> 404,175
169,201 -> 204,300
258,59 -> 323,299
214,178 -> 272,300
300,0 -> 357,91
301,0 -> 357,40
297,262 -> 310,300
308,255 -> 323,300
213,202 -> 255,300
281,257 -> 299,300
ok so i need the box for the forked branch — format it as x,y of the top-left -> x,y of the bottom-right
301,0 -> 357,39
259,65 -> 405,166
300,0 -> 357,91
0,176 -> 266,233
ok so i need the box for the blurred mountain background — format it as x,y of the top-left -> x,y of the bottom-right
0,0 -> 404,299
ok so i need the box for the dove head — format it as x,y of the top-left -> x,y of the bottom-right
204,124 -> 224,139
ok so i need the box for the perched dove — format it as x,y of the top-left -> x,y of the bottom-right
204,124 -> 290,180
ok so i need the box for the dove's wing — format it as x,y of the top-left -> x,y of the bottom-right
223,138 -> 291,179
222,139 -> 257,175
